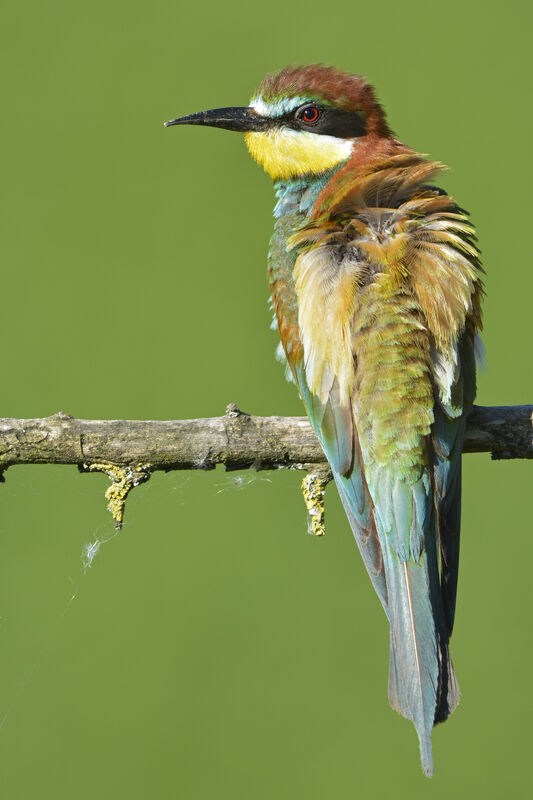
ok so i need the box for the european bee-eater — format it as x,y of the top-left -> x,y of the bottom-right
165,64 -> 483,776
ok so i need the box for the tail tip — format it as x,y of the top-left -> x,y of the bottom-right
420,739 -> 434,778
422,758 -> 434,778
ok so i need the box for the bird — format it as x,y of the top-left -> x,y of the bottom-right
165,64 -> 484,776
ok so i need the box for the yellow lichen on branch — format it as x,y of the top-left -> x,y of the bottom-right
82,462 -> 152,529
301,469 -> 332,536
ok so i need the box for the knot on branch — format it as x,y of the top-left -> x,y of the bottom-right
225,402 -> 250,418
81,462 -> 152,529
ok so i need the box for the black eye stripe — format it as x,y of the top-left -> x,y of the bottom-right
279,104 -> 366,139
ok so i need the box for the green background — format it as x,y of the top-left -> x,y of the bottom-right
1,0 -> 531,797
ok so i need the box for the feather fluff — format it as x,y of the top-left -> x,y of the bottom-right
268,144 -> 482,775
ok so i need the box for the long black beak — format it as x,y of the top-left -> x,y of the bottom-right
164,106 -> 271,132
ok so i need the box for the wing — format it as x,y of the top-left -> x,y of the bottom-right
270,151 -> 483,775
292,292 -> 450,776
296,368 -> 389,612
431,330 -> 477,638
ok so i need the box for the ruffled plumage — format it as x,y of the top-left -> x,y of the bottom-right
269,147 -> 482,776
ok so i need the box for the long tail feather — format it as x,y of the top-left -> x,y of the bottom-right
299,374 -> 461,775
335,454 -> 460,775
384,544 -> 459,776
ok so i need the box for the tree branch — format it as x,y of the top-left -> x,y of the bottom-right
0,404 -> 529,531
0,404 -> 531,473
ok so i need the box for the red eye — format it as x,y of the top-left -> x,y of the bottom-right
299,105 -> 320,123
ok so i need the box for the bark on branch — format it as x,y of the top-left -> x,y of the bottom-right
0,404 -> 529,531
0,404 -> 531,473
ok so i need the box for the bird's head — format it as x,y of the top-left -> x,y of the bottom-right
165,65 -> 391,180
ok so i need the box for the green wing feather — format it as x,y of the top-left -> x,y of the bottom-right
297,368 -> 389,610
270,153 -> 483,776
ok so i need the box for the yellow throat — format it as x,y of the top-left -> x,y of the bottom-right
244,127 -> 353,180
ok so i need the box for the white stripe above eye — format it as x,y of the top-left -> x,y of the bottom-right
250,95 -> 311,118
